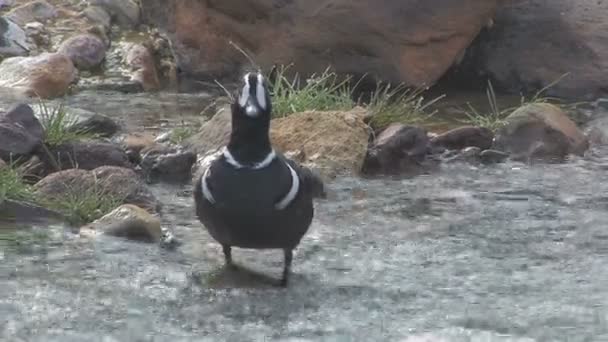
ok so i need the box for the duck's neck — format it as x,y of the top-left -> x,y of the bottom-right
226,115 -> 273,165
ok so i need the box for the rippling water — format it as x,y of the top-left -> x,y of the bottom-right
3,142 -> 608,341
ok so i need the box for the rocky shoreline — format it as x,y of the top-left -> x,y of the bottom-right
1,0 -> 608,249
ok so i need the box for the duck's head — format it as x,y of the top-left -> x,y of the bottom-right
232,72 -> 272,120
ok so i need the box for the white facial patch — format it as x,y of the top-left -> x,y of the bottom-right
275,163 -> 300,210
238,73 -> 251,108
256,73 -> 267,111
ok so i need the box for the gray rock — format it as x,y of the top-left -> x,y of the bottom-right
83,5 -> 112,29
0,103 -> 43,161
0,199 -> 64,224
430,126 -> 494,151
58,34 -> 107,70
362,124 -> 432,176
38,141 -> 132,174
34,166 -> 161,214
140,144 -> 196,183
479,149 -> 509,165
69,114 -> 120,138
443,146 -> 482,164
0,16 -> 29,57
90,0 -> 140,28
5,0 -> 56,26
183,105 -> 231,156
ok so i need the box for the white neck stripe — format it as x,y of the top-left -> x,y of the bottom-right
222,147 -> 276,170
201,167 -> 216,204
275,163 -> 300,210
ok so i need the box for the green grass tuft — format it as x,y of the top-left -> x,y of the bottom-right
460,74 -> 572,132
460,81 -> 511,132
366,83 -> 445,132
42,179 -> 124,227
37,99 -> 96,147
269,65 -> 357,118
0,163 -> 34,203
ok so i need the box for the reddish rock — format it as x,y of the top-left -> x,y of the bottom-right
0,52 -> 77,98
124,43 -> 160,91
141,0 -> 498,88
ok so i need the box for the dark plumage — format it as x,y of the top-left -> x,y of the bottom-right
193,72 -> 325,286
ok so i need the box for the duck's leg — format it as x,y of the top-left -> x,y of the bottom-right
222,244 -> 234,268
280,249 -> 293,287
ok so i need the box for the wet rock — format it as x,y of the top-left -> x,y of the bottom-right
0,158 -> 5,169
363,123 -> 431,175
184,105 -> 231,156
0,16 -> 29,57
474,0 -> 608,100
90,0 -> 140,28
80,204 -> 162,243
362,124 -> 431,176
430,126 -> 493,151
38,141 -> 132,174
494,103 -> 589,163
0,199 -> 64,224
270,107 -> 370,178
0,0 -> 14,9
139,144 -> 196,183
69,114 -> 120,138
34,166 -> 161,213
74,77 -> 143,93
117,132 -> 157,164
23,21 -> 49,52
0,52 -> 77,98
5,0 -> 56,26
443,146 -> 481,164
83,5 -> 111,30
123,43 -> 160,91
0,103 -> 43,161
141,0 -> 498,89
479,149 -> 509,165
58,34 -> 106,70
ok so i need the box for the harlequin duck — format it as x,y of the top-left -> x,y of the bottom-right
193,71 -> 325,286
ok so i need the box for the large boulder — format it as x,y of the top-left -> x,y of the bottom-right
0,52 -> 77,98
34,166 -> 161,213
270,107 -> 370,178
474,0 -> 608,100
0,103 -> 43,161
141,0 -> 498,88
494,103 -> 589,162
58,34 -> 107,70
